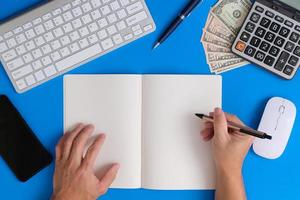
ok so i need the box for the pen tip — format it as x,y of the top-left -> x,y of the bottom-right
153,42 -> 160,49
195,113 -> 204,118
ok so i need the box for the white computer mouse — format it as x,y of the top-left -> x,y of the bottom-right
253,97 -> 296,159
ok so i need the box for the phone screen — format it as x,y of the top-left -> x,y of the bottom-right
0,95 -> 52,182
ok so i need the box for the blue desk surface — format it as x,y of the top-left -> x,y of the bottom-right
0,0 -> 299,199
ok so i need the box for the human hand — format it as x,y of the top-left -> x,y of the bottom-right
52,124 -> 120,200
200,108 -> 253,174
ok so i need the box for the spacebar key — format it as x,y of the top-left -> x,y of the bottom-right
55,44 -> 102,72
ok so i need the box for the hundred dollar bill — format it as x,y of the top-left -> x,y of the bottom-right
201,31 -> 231,48
206,52 -> 241,62
204,14 -> 236,43
209,58 -> 247,72
203,43 -> 232,53
211,0 -> 252,35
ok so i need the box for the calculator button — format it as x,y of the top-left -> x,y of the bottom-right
270,22 -> 281,33
255,6 -> 264,13
265,32 -> 276,42
294,46 -> 300,56
288,55 -> 299,66
283,65 -> 294,75
285,20 -> 293,28
250,12 -> 261,23
240,32 -> 251,42
250,36 -> 261,47
274,51 -> 290,71
264,55 -> 276,66
275,15 -> 284,23
279,27 -> 290,37
255,51 -> 266,61
255,27 -> 266,37
244,46 -> 256,57
235,41 -> 247,52
260,17 -> 271,28
259,41 -> 271,52
284,41 -> 295,52
245,22 -> 256,33
266,11 -> 275,18
290,32 -> 300,42
269,46 -> 280,57
274,36 -> 285,47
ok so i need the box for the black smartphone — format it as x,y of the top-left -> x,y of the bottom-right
0,95 -> 52,182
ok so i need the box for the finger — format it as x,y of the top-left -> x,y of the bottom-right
69,124 -> 94,164
209,112 -> 214,117
225,113 -> 244,125
55,133 -> 67,162
204,121 -> 213,129
98,164 -> 120,194
62,123 -> 85,160
83,134 -> 106,169
200,128 -> 213,141
213,108 -> 229,140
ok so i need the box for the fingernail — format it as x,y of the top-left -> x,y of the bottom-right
99,133 -> 106,139
114,163 -> 120,170
215,107 -> 222,115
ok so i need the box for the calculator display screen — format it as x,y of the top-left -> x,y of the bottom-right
280,0 -> 300,11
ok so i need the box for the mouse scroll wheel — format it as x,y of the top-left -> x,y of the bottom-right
279,105 -> 285,114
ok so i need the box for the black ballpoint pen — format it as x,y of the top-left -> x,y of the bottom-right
153,0 -> 203,49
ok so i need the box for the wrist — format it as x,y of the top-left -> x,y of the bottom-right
216,165 -> 242,178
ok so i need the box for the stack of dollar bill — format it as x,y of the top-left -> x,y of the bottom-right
201,0 -> 252,74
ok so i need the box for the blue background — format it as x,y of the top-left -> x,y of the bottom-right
0,0 -> 299,199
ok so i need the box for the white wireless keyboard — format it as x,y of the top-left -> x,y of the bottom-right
0,0 -> 155,93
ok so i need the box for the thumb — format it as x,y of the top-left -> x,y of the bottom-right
213,108 -> 228,140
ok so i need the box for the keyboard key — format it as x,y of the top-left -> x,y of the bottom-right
274,51 -> 290,71
42,56 -> 52,66
290,32 -> 300,42
25,41 -> 36,51
63,23 -> 73,33
255,51 -> 265,61
60,47 -> 71,57
296,25 -> 300,33
63,11 -> 74,22
294,46 -> 300,56
244,45 -> 256,57
269,46 -> 280,57
88,22 -> 99,33
91,10 -> 102,20
270,22 -> 281,33
72,7 -> 83,17
88,34 -> 99,44
42,44 -> 52,54
113,34 -> 123,45
7,38 -> 17,48
23,22 -> 33,30
16,45 -> 26,55
11,64 -> 33,79
275,15 -> 284,23
259,41 -> 271,52
50,51 -> 61,61
34,36 -> 46,46
44,20 -> 55,31
55,44 -> 102,72
2,49 -> 17,62
284,41 -> 295,52
108,13 -> 118,23
16,79 -> 27,90
101,38 -> 114,50
44,65 -> 57,77
82,2 -> 92,12
16,34 -> 27,44
110,1 -> 121,11
126,11 -> 147,26
0,42 -> 8,53
72,18 -> 83,29
44,32 -> 55,42
288,55 -> 299,66
255,6 -> 264,13
25,29 -> 36,39
32,49 -> 42,59
260,17 -> 271,28
91,0 -> 102,8
70,31 -> 80,41
283,65 -> 294,75
34,25 -> 45,35
107,25 -> 117,35
285,20 -> 293,28
60,35 -> 71,46
144,24 -> 153,32
274,36 -> 285,47
235,41 -> 246,52
62,3 -> 71,11
264,55 -> 276,66
25,75 -> 36,86
250,12 -> 260,23
279,27 -> 290,37
98,18 -> 108,28
53,16 -> 64,26
266,11 -> 275,18
250,37 -> 261,47
255,27 -> 266,37
100,5 -> 111,15
127,2 -> 143,15
82,14 -> 92,24
53,27 -> 64,37
32,60 -> 43,70
79,38 -> 90,48
116,21 -> 126,30
7,57 -> 24,71
70,42 -> 80,53
117,9 -> 127,19
120,0 -> 130,6
79,27 -> 90,37
97,29 -> 108,39
34,70 -> 46,82
51,40 -> 62,50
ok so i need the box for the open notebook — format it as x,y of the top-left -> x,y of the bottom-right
64,75 -> 222,190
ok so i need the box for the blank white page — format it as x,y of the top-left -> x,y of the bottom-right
64,75 -> 142,188
141,75 -> 222,190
